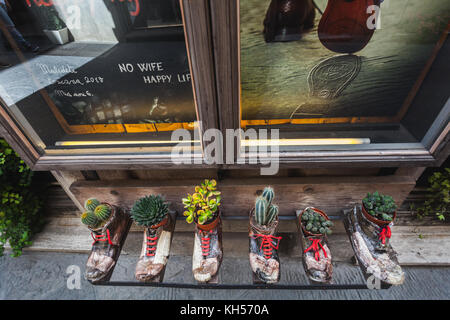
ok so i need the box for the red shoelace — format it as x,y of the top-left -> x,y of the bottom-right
379,225 -> 392,245
304,238 -> 327,261
200,230 -> 213,257
91,229 -> 113,246
252,234 -> 282,259
146,233 -> 158,257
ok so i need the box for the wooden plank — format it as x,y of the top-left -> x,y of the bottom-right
51,170 -> 85,211
70,175 -> 415,217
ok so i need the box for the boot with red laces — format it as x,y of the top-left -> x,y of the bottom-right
249,209 -> 282,284
192,216 -> 223,283
85,204 -> 131,283
343,205 -> 404,287
135,213 -> 175,282
296,207 -> 333,283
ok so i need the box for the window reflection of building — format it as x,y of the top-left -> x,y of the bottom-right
132,0 -> 182,29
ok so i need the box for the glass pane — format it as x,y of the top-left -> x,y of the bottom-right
0,0 -> 198,155
240,0 -> 449,150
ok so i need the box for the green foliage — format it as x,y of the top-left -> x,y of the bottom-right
94,204 -> 111,222
39,5 -> 66,30
81,211 -> 99,228
415,168 -> 450,221
254,187 -> 278,225
84,198 -> 100,212
131,195 -> 169,227
301,208 -> 333,235
362,191 -> 397,222
182,179 -> 221,225
0,140 -> 45,257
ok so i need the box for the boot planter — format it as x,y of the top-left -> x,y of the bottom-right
81,199 -> 132,283
131,195 -> 176,282
182,179 -> 223,283
343,202 -> 405,287
249,187 -> 282,284
192,214 -> 223,283
296,207 -> 333,284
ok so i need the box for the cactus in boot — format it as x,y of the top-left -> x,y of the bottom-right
81,211 -> 99,228
266,204 -> 279,224
84,198 -> 100,212
94,204 -> 112,221
261,187 -> 274,206
255,196 -> 268,225
254,187 -> 279,226
131,195 -> 169,227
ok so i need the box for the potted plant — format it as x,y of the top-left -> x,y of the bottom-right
182,179 -> 223,283
249,187 -> 282,284
362,191 -> 397,225
80,198 -> 131,283
342,193 -> 404,287
40,6 -> 70,45
297,207 -> 333,283
130,195 -> 175,282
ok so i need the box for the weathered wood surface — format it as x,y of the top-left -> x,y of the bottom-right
240,0 -> 450,120
69,176 -> 415,217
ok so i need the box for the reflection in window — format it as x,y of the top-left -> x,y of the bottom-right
240,0 -> 450,149
0,0 -> 197,153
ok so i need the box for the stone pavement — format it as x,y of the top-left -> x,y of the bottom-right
0,251 -> 449,300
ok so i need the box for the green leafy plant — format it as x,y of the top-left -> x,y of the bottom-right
0,139 -> 45,257
362,191 -> 397,222
39,5 -> 66,30
182,179 -> 221,225
301,208 -> 333,235
415,168 -> 449,221
254,187 -> 279,225
131,195 -> 169,227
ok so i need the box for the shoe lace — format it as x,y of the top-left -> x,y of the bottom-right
378,225 -> 392,245
200,230 -> 213,257
304,238 -> 327,261
146,230 -> 159,257
91,229 -> 113,246
252,234 -> 282,259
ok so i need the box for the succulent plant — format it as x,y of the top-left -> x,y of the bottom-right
81,211 -> 99,228
94,204 -> 112,221
301,208 -> 333,235
254,187 -> 279,225
84,198 -> 100,212
363,191 -> 397,222
131,195 -> 169,227
182,179 -> 221,225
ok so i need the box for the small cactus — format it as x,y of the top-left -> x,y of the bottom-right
261,187 -> 274,206
131,195 -> 169,227
84,198 -> 100,212
255,196 -> 268,225
254,187 -> 279,226
94,204 -> 112,221
81,211 -> 99,227
301,208 -> 333,235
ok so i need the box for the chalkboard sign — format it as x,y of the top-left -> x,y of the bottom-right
40,41 -> 196,134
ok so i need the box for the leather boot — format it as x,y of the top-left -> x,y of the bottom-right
192,216 -> 223,283
296,208 -> 333,283
85,204 -> 131,283
249,209 -> 282,284
135,213 -> 175,282
343,205 -> 405,287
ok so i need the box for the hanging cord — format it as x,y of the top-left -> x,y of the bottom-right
312,0 -> 323,15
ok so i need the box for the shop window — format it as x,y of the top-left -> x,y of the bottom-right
0,0 -> 198,156
237,0 -> 449,153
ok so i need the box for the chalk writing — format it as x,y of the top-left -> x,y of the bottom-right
38,63 -> 77,74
